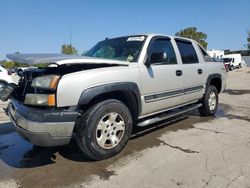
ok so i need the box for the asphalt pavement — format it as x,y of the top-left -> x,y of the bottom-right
0,68 -> 250,188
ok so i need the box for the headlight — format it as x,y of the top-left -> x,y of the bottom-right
24,94 -> 56,106
31,75 -> 60,90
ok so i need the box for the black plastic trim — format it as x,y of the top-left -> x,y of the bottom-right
145,89 -> 183,103
78,82 -> 141,114
206,74 -> 222,92
145,85 -> 204,103
184,85 -> 204,93
9,99 -> 80,123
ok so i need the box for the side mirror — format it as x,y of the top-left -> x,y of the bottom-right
145,52 -> 168,66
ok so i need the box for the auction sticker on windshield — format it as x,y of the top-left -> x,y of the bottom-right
127,36 -> 145,41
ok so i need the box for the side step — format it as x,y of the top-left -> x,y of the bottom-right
137,103 -> 202,127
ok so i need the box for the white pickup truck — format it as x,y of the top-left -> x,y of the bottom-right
1,34 -> 227,160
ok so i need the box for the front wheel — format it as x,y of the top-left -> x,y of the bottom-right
75,99 -> 133,160
199,85 -> 218,116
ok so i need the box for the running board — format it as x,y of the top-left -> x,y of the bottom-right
137,103 -> 202,127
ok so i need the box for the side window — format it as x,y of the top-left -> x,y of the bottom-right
148,38 -> 177,64
198,45 -> 214,62
175,40 -> 199,64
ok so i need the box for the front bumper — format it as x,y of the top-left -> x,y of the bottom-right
8,99 -> 80,147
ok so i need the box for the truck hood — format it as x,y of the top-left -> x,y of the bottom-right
7,53 -> 130,66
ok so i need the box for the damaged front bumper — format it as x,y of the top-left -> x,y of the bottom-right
7,99 -> 80,147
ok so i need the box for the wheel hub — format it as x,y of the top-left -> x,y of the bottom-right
208,91 -> 216,111
96,112 -> 125,149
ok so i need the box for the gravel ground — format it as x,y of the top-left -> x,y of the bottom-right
0,68 -> 250,188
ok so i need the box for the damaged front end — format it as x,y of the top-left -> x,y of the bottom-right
1,62 -> 119,104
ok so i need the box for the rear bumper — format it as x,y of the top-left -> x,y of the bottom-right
8,99 -> 80,147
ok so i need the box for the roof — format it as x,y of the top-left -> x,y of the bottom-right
6,54 -> 129,66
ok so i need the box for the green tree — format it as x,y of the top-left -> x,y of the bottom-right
246,30 -> 250,50
61,44 -> 78,55
2,61 -> 16,69
175,27 -> 208,49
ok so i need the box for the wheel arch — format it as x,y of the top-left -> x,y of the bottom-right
206,74 -> 222,93
78,82 -> 141,122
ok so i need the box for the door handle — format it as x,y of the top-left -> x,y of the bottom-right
198,69 -> 203,74
176,70 -> 183,76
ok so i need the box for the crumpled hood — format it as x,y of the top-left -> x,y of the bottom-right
7,53 -> 130,66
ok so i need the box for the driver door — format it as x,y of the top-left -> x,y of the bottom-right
139,37 -> 184,117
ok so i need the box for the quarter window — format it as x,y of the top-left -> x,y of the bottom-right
175,40 -> 199,64
198,45 -> 214,62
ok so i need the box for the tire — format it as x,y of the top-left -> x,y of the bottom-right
75,99 -> 133,160
199,85 -> 218,116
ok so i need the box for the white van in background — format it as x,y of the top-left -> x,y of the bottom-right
221,54 -> 242,70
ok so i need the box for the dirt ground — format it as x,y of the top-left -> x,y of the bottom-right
0,68 -> 250,188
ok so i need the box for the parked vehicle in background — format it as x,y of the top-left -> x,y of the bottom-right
222,54 -> 242,70
0,66 -> 14,90
241,59 -> 247,68
2,34 -> 227,160
221,57 -> 232,70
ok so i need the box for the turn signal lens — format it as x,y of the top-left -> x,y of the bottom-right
48,94 -> 56,106
49,76 -> 60,89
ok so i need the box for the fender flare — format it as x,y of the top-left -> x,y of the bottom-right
78,82 -> 141,115
205,74 -> 222,91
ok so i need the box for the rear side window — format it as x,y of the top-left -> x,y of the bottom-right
198,45 -> 214,62
175,40 -> 199,64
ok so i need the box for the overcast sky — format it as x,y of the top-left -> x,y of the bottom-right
0,0 -> 249,60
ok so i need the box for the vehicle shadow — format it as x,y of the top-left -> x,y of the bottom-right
0,115 -> 192,169
1,101 -> 229,170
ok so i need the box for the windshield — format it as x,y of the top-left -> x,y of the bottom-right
222,58 -> 232,62
85,36 -> 146,62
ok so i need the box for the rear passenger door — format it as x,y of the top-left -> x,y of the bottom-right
175,39 -> 205,103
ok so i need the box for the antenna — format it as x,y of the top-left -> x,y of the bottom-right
70,27 -> 72,54
70,27 -> 72,45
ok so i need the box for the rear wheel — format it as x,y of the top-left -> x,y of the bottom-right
199,85 -> 218,116
75,99 -> 133,160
